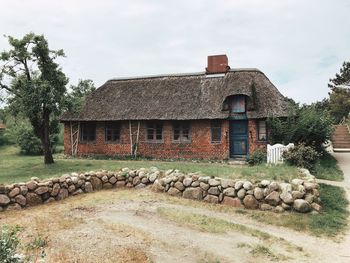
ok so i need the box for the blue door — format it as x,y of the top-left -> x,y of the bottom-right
230,120 -> 248,157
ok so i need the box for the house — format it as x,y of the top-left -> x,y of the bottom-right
60,55 -> 289,159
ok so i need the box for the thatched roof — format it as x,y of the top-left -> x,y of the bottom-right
61,69 -> 290,121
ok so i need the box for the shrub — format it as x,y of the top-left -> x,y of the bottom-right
246,149 -> 266,166
0,226 -> 24,263
282,144 -> 321,170
17,127 -> 43,155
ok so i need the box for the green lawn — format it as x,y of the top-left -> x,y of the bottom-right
0,145 -> 300,184
313,152 -> 344,181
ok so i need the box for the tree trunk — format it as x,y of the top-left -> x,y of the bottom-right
42,110 -> 54,164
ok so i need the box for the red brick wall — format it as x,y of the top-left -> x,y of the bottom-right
63,119 -> 266,159
248,119 -> 267,153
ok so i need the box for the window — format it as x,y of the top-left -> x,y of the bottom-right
105,122 -> 120,142
231,95 -> 246,113
173,122 -> 191,142
80,122 -> 96,142
211,120 -> 222,143
258,120 -> 267,141
147,122 -> 163,142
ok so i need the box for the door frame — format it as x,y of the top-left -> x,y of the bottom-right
229,119 -> 249,158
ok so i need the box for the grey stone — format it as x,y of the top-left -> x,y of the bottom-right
182,187 -> 203,200
135,183 -> 146,189
253,187 -> 264,200
90,177 -> 102,190
73,189 -> 83,196
200,182 -> 210,191
311,203 -> 322,213
183,178 -> 193,187
174,182 -> 185,191
243,181 -> 253,190
141,177 -> 149,184
237,188 -> 246,199
234,181 -> 244,190
281,202 -> 291,211
293,199 -> 311,213
268,182 -> 280,192
35,186 -> 49,195
208,186 -> 220,196
265,191 -> 281,206
191,181 -> 200,187
152,180 -> 164,192
26,193 -> 42,206
291,179 -> 304,186
260,203 -> 273,211
68,185 -> 76,193
208,179 -> 220,186
305,193 -> 315,204
259,180 -> 270,187
103,183 -> 113,189
109,176 -> 117,184
56,189 -> 69,201
149,173 -> 158,183
20,185 -> 28,195
0,194 -> 10,206
6,203 -> 21,211
26,181 -> 38,191
116,181 -> 126,187
51,183 -> 60,196
243,195 -> 259,209
292,191 -> 304,199
223,187 -> 236,197
280,183 -> 292,193
304,182 -> 317,191
85,182 -> 93,193
132,176 -> 141,186
273,206 -> 285,213
15,195 -> 26,206
280,191 -> 294,204
168,187 -> 182,197
8,187 -> 20,198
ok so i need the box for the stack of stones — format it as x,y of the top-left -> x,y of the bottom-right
0,167 -> 321,213
0,167 -> 159,212
152,169 -> 322,213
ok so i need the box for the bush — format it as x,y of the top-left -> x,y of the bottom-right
282,144 -> 321,170
0,226 -> 24,263
246,149 -> 266,166
17,127 -> 43,155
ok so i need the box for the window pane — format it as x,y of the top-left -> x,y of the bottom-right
232,96 -> 245,113
211,128 -> 221,142
258,121 -> 267,140
174,130 -> 180,140
81,122 -> 96,142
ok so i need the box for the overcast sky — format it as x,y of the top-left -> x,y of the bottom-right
0,0 -> 349,104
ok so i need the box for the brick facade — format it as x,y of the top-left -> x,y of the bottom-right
64,119 -> 266,159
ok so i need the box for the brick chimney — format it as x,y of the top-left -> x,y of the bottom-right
206,54 -> 230,74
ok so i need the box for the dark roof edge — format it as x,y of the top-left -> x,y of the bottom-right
106,68 -> 263,82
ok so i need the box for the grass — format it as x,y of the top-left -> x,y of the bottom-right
156,207 -> 273,240
246,184 -> 349,237
313,152 -> 344,181
0,145 -> 299,184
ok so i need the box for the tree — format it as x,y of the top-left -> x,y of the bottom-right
328,61 -> 350,122
66,79 -> 95,112
0,33 -> 68,164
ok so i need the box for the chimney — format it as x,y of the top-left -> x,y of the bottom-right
206,54 -> 230,74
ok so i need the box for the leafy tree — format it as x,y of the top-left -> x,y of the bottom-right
328,61 -> 350,122
66,79 -> 95,112
0,33 -> 68,164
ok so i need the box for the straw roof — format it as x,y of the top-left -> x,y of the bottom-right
61,69 -> 289,121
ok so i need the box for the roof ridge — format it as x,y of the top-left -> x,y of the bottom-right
107,68 -> 262,82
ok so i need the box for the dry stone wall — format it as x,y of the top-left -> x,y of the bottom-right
0,167 -> 322,213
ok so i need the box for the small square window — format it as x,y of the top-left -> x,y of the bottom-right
173,122 -> 191,142
147,122 -> 163,142
105,122 -> 120,142
258,120 -> 267,141
80,122 -> 96,142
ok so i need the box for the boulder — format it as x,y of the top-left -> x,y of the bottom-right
281,202 -> 291,211
273,206 -> 285,213
84,182 -> 93,193
304,182 -> 317,191
51,183 -> 61,196
174,182 -> 185,191
35,186 -> 49,195
167,187 -> 182,197
292,191 -> 304,199
149,173 -> 158,183
208,186 -> 220,196
0,194 -> 10,206
268,182 -> 280,192
15,195 -> 27,206
305,193 -> 315,204
199,182 -> 210,191
293,199 -> 311,213
243,195 -> 259,209
222,197 -> 243,207
291,179 -> 304,186
90,177 -> 102,190
0,184 -> 6,194
311,203 -> 322,213
253,187 -> 264,200
234,181 -> 244,190
260,203 -> 273,211
26,193 -> 42,206
152,180 -> 165,192
132,176 -> 141,186
223,187 -> 236,197
56,189 -> 69,201
116,181 -> 126,187
243,181 -> 253,190
141,177 -> 149,184
68,185 -> 76,193
134,183 -> 146,189
109,176 -> 117,184
265,191 -> 281,206
280,183 -> 292,193
20,185 -> 28,195
6,203 -> 21,211
183,178 -> 193,187
280,191 -> 294,204
208,179 -> 220,186
73,189 -> 83,196
103,183 -> 113,189
237,188 -> 246,199
191,181 -> 200,187
204,195 -> 219,204
182,187 -> 203,200
259,180 -> 270,187
8,187 -> 20,198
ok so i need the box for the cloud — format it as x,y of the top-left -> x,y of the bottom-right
0,0 -> 349,103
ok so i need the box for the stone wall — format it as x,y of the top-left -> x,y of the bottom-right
0,168 -> 321,213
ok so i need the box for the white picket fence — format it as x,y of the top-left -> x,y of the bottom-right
267,143 -> 294,164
